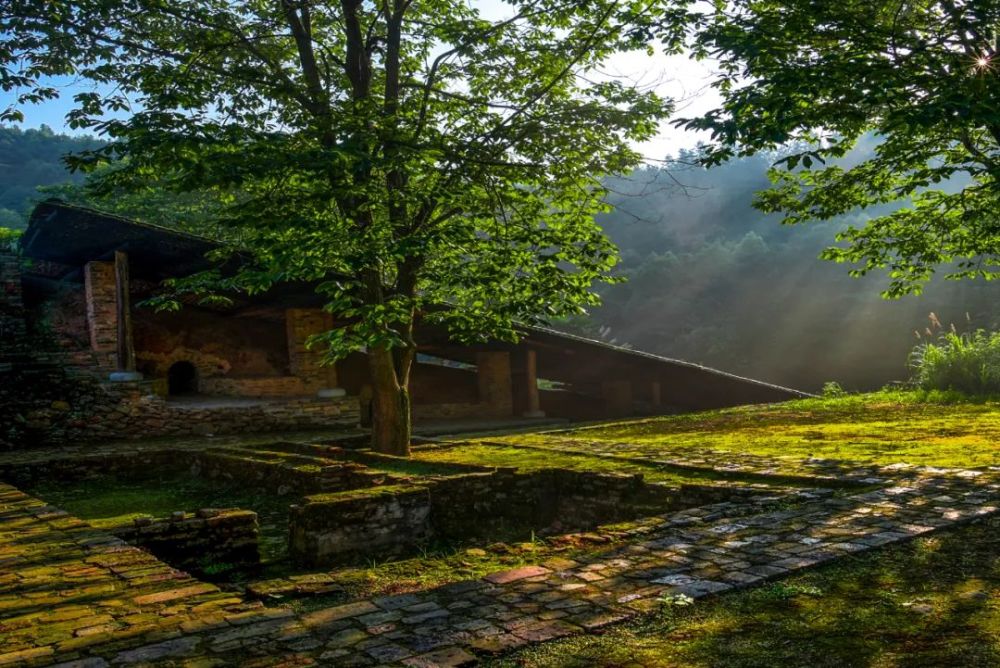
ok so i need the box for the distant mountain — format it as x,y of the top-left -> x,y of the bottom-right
0,125 -> 104,229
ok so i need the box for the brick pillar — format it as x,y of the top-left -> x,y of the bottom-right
286,308 -> 340,395
602,379 -> 634,417
84,260 -> 118,369
476,351 -> 513,417
522,348 -> 545,418
0,252 -> 26,358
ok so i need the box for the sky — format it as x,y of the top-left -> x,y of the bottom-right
0,1 -> 722,160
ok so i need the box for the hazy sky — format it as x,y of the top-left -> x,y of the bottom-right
0,1 -> 721,159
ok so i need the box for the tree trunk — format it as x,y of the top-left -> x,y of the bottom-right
368,345 -> 412,456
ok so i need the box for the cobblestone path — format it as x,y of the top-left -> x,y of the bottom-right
2,462 -> 999,666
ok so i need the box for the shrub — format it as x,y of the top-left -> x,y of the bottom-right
910,329 -> 1000,395
821,381 -> 848,398
0,227 -> 21,252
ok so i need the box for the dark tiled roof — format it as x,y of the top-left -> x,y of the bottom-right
22,199 -> 219,281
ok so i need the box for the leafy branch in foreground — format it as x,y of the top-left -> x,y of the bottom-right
679,0 -> 1000,297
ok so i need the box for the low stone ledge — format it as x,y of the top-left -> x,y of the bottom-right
110,507 -> 261,577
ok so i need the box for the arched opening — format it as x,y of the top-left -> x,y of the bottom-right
167,361 -> 199,396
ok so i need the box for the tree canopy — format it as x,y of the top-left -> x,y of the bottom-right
2,0 -> 677,453
680,0 -> 1000,296
0,125 -> 102,228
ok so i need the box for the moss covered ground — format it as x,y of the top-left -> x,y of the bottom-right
486,390 -> 1000,471
492,512 -> 1000,668
412,443 -> 802,487
25,472 -> 293,562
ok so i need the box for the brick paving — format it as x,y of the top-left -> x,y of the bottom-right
3,458 -> 1000,666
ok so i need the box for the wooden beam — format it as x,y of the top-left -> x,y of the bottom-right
114,250 -> 136,372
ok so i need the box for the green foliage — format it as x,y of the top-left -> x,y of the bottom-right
2,0 -> 675,351
0,226 -> 21,252
754,582 -> 823,602
564,150 -> 1000,393
2,0 -> 684,450
821,382 -> 848,398
0,125 -> 103,227
41,161 -> 232,236
679,0 -> 1000,296
911,329 -> 1000,395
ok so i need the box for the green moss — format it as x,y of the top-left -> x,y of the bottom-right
25,472 -> 293,563
282,533 -> 623,612
303,483 -> 427,504
488,390 -> 1000,472
412,444 -> 801,487
491,514 -> 1000,668
343,452 -> 477,477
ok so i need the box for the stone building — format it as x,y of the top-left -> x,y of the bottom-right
0,200 -> 804,447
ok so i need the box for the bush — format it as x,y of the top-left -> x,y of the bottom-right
821,381 -> 848,398
0,227 -> 21,252
910,329 -> 1000,395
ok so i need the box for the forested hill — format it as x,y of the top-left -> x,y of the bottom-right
2,126 -> 997,391
0,125 -> 103,229
573,143 -> 1000,392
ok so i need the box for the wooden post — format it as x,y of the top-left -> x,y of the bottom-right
114,250 -> 136,372
523,348 -> 545,418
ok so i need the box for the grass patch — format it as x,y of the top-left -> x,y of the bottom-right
304,483 -> 427,503
25,471 -> 293,563
490,390 -> 1000,470
492,514 -> 1000,668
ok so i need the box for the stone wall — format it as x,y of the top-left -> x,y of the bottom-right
289,485 -> 433,567
195,449 -> 385,495
0,448 -> 180,484
0,251 -> 26,352
0,370 -> 360,449
286,468 -> 726,567
427,469 -> 662,539
2,447 -> 384,498
111,508 -> 261,577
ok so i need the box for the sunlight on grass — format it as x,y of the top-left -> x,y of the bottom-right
492,515 -> 1000,668
489,390 -> 1000,469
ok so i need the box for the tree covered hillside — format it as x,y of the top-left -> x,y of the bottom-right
0,125 -> 103,229
574,144 -> 1000,392
3,125 -> 997,392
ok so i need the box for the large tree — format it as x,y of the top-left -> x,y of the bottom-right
680,0 -> 1000,297
2,0 -> 677,454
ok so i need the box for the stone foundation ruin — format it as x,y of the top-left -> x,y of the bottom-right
3,440 -> 769,580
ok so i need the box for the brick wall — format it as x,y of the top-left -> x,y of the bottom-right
111,508 -> 261,577
0,372 -> 361,449
83,260 -> 118,369
286,308 -> 337,393
289,485 -> 433,567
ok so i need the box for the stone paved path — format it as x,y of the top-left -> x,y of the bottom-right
3,462 -> 1000,666
0,483 -> 283,667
